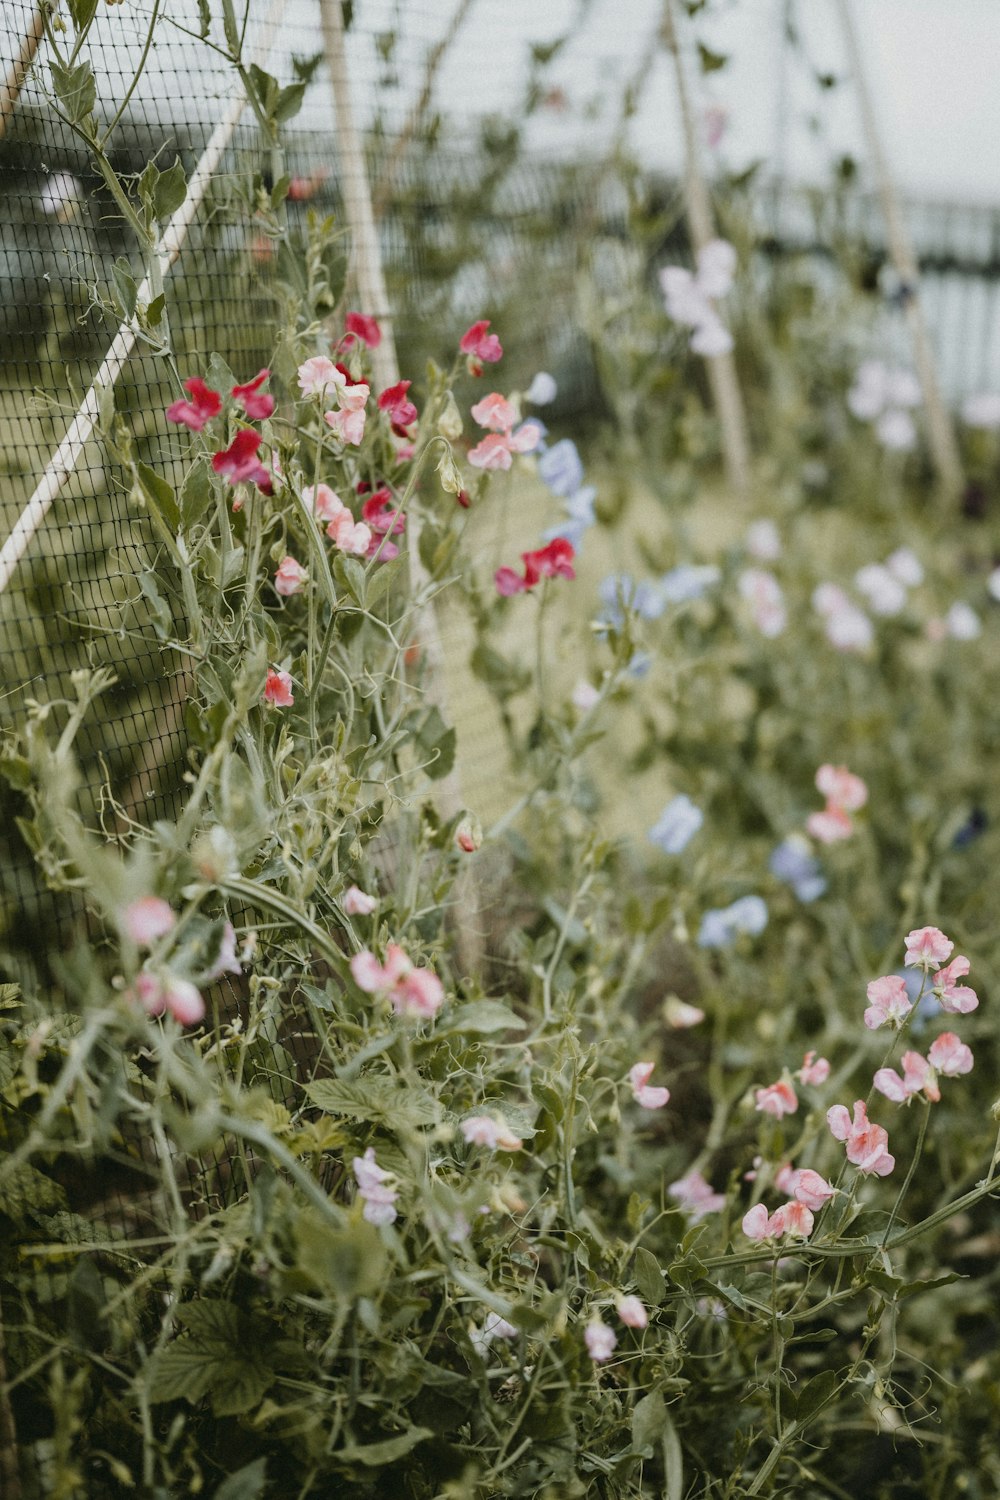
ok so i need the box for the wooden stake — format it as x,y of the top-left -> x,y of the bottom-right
834,0 -> 963,498
661,0 -> 752,498
0,2 -> 45,143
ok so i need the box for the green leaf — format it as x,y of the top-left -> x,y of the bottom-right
415,706 -> 456,782
147,1302 -> 275,1415
335,1428 -> 433,1468
50,59 -> 96,125
221,0 -> 241,54
145,293 -> 165,327
632,1246 -> 665,1306
135,461 -> 180,531
181,459 -> 214,530
788,1368 -> 838,1425
67,1256 -> 107,1351
305,1076 -> 438,1128
697,42 -> 728,73
111,257 -> 137,320
275,81 -> 307,123
295,1212 -> 387,1301
631,1388 -> 665,1456
364,555 -> 405,614
440,1001 -> 526,1035
153,158 -> 187,221
213,1461 -> 268,1500
0,1161 -> 67,1220
68,0 -> 99,29
196,0 -> 211,38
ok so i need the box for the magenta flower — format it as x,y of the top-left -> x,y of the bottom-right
864,975 -> 912,1030
361,487 -> 406,536
827,1100 -> 895,1176
796,1049 -> 830,1086
616,1295 -> 648,1329
344,311 -> 382,348
122,896 -> 176,947
352,1147 -> 398,1226
264,668 -> 294,707
166,376 -> 222,431
231,368 -> 274,420
349,942 -> 444,1020
460,319 -> 503,375
584,1318 -> 617,1363
377,380 -> 418,435
132,970 -> 204,1027
904,926 -> 953,970
343,884 -> 377,916
628,1061 -> 670,1110
212,429 -> 273,492
274,556 -> 307,596
495,538 -> 576,596
754,1078 -> 798,1119
927,1032 -> 974,1077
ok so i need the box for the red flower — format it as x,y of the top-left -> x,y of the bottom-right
377,379 -> 418,435
494,538 -> 575,596
345,311 -> 382,348
231,368 -> 274,420
211,429 -> 273,493
459,319 -> 503,376
166,376 -> 221,431
361,487 -> 406,536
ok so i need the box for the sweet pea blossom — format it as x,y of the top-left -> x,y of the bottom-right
697,895 -> 768,949
123,896 -> 176,947
847,360 -> 920,450
659,564 -> 721,603
526,371 -> 557,405
667,1169 -> 726,1219
304,482 -> 345,521
325,404 -> 367,446
962,391 -> 1000,429
350,943 -> 444,1020
741,1203 -> 772,1241
827,1100 -> 895,1176
470,1312 -> 518,1355
629,1062 -> 670,1110
660,239 -> 736,356
742,1201 -> 814,1241
745,518 -> 781,561
471,392 -> 519,432
326,510 -> 373,556
201,920 -> 242,983
274,556 -> 308,596
874,1049 -> 940,1105
212,429 -> 273,492
538,438 -> 585,497
132,970 -> 204,1026
495,538 -> 575,596
796,1050 -> 831,1086
571,679 -> 600,713
264,669 -> 294,707
377,380 -> 417,434
782,1168 -> 836,1212
927,1031 -> 974,1077
352,1147 -> 398,1226
231,368 -> 274,420
807,763 -> 867,843
813,584 -> 875,653
945,602 -> 982,641
904,927 -> 953,970
854,563 -> 907,617
933,955 -> 978,1014
297,355 -> 343,399
886,547 -> 924,587
468,424 -> 538,471
754,1078 -> 798,1119
460,319 -> 503,374
648,794 -> 703,855
864,974 -> 913,1030
738,568 -> 787,637
616,1295 -> 648,1329
343,885 -> 377,916
584,1318 -> 617,1363
460,1116 -> 523,1151
344,311 -> 382,348
769,837 -> 827,903
166,376 -> 222,431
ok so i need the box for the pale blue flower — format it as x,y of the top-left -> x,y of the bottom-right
539,438 -> 584,497
697,895 -> 768,949
598,572 -> 666,627
544,485 -> 597,551
526,371 -> 557,405
659,564 -> 721,604
649,794 -> 703,855
769,837 -> 827,903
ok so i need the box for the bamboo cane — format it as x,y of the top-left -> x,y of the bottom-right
0,1 -> 45,143
661,0 -> 752,498
834,0 -> 963,498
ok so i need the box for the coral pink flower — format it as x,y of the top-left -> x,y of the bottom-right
297,356 -> 343,399
827,1100 -> 894,1176
933,956 -> 978,1014
927,1031 -> 974,1077
231,368 -> 274,420
133,970 -> 204,1026
460,1115 -> 523,1151
123,896 -> 176,947
616,1295 -> 648,1329
754,1078 -> 798,1119
864,975 -> 912,1030
816,765 -> 868,811
264,668 -> 294,707
796,1050 -> 830,1086
350,943 -> 445,1020
325,406 -> 367,445
742,1204 -> 772,1241
326,511 -> 372,556
337,377 -> 371,412
471,392 -> 518,432
212,429 -> 273,492
665,998 -> 705,1028
344,311 -> 382,348
768,1201 -> 815,1239
166,376 -> 222,431
806,806 -> 854,844
343,884 -> 377,916
904,926 -> 953,970
874,1050 -> 940,1104
274,556 -> 307,596
468,433 -> 515,471
361,487 -> 406,535
460,319 -> 503,375
584,1319 -> 617,1362
377,380 -> 418,434
784,1168 -> 836,1212
629,1061 -> 670,1109
455,817 -> 481,853
667,1169 -> 726,1219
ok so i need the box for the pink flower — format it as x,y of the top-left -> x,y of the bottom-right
904,926 -> 953,970
796,1050 -> 830,1086
352,1147 -> 398,1226
768,1201 -> 815,1239
460,319 -> 503,375
469,433 -> 515,471
297,356 -> 343,399
133,970 -> 204,1027
166,376 -> 222,431
212,429 -> 273,492
629,1061 -> 671,1110
806,806 -> 854,844
202,921 -> 242,983
460,1116 -> 523,1151
264,668 -> 294,707
932,956 -> 978,1014
274,555 -> 307,596
742,1204 -> 772,1241
827,1100 -> 895,1176
816,764 -> 868,812
455,817 -> 481,854
754,1078 -> 798,1119
377,380 -> 418,435
304,482 -> 345,522
665,998 -> 705,1029
231,368 -> 274,420
471,392 -> 518,432
350,942 -> 445,1020
927,1031 -> 974,1077
864,975 -> 912,1030
326,511 -> 372,556
337,377 -> 370,412
616,1295 -> 648,1329
584,1318 -> 617,1363
325,406 -> 367,445
343,885 -> 377,916
345,311 -> 382,348
874,1050 -> 940,1104
123,896 -> 176,947
784,1168 -> 836,1212
667,1169 -> 726,1219
361,487 -> 405,535
738,568 -> 787,638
